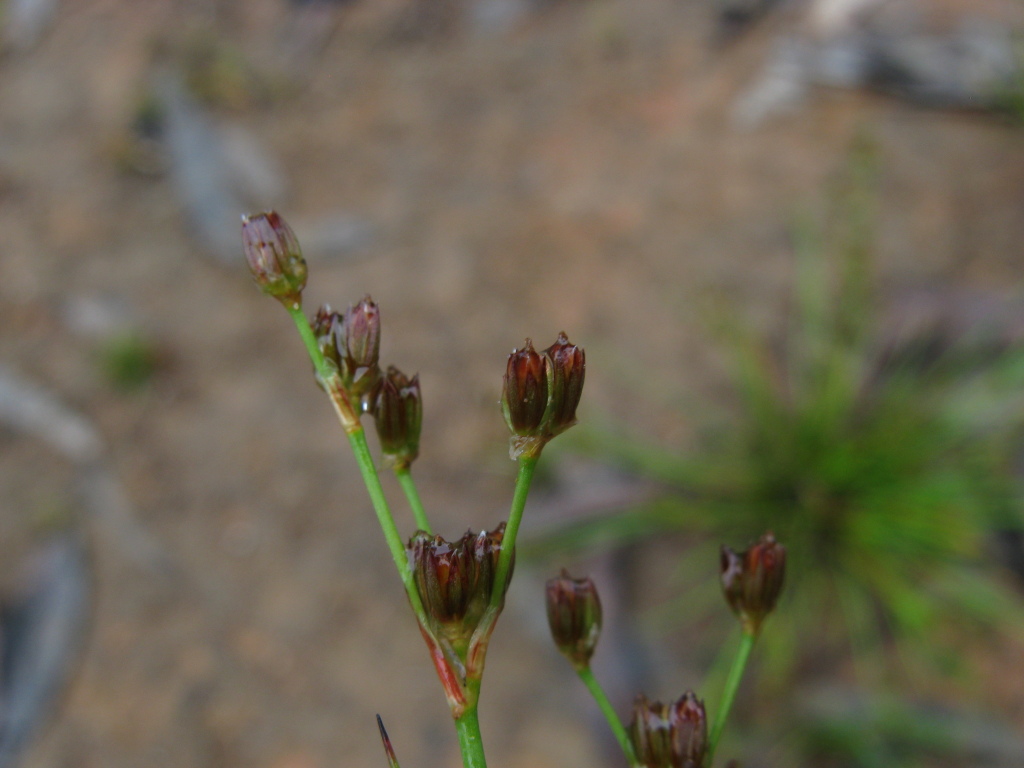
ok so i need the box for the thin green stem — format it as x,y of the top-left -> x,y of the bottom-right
395,467 -> 432,534
287,305 -> 335,382
346,430 -> 417,592
576,665 -> 638,767
454,706 -> 488,768
707,630 -> 756,766
465,454 -> 539,686
285,305 -> 430,626
489,454 -> 538,613
287,301 -> 486,766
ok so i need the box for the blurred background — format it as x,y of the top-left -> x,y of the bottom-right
2,0 -> 1024,767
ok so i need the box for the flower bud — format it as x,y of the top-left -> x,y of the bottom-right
312,304 -> 344,374
373,366 -> 422,469
241,211 -> 307,308
720,532 -> 786,636
344,296 -> 381,369
543,332 -> 585,437
629,692 -> 708,768
408,524 -> 512,648
341,296 -> 381,400
502,340 -> 549,437
545,570 -> 602,670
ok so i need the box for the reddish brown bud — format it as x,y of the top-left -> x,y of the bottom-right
501,334 -> 586,458
241,211 -> 307,307
408,524 -> 512,648
543,332 -> 585,436
721,532 -> 786,636
629,692 -> 708,768
373,366 -> 422,469
341,296 -> 381,400
546,570 -> 602,670
501,340 -> 549,438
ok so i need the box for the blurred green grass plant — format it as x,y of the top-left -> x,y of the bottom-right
551,138 -> 1024,686
97,331 -> 161,392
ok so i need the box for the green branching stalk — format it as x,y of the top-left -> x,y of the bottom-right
286,305 -> 430,627
250,218 -> 593,768
288,305 -> 337,385
489,454 -> 539,614
707,630 -> 756,766
576,665 -> 639,767
346,429 -> 417,590
395,466 -> 432,534
453,451 -> 541,762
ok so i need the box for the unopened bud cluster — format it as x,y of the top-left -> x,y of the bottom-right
243,213 -> 422,454
243,211 -> 596,729
312,299 -> 383,400
408,524 -> 512,649
630,693 -> 708,768
543,533 -> 786,767
544,574 -> 710,768
502,333 -> 585,458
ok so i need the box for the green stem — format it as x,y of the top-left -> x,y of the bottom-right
454,706 -> 488,768
489,454 -> 539,613
707,630 -> 756,766
395,467 -> 432,534
287,305 -> 335,383
288,301 -> 487,767
346,430 -> 417,592
285,305 -> 430,627
576,665 -> 638,767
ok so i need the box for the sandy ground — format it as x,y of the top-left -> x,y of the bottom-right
2,1 -> 1024,767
